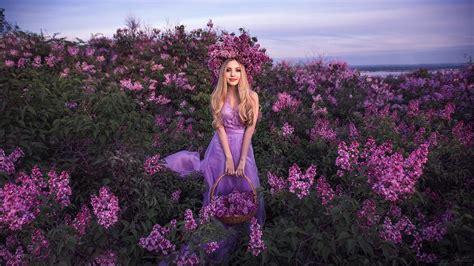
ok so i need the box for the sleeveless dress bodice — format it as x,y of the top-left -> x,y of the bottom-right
221,96 -> 245,131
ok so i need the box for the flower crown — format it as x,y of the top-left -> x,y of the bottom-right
207,32 -> 272,85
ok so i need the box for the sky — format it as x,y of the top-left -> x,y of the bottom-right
3,0 -> 473,65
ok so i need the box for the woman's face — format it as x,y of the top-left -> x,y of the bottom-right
225,60 -> 241,88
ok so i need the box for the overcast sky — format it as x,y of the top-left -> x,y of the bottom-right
3,0 -> 473,65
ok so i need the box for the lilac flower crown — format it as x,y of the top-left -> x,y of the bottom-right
207,32 -> 272,85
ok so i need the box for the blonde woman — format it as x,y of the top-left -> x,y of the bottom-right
164,58 -> 265,225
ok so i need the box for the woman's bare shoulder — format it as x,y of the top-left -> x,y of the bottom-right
249,90 -> 259,101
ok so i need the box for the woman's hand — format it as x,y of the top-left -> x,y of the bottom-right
225,157 -> 235,176
236,159 -> 245,177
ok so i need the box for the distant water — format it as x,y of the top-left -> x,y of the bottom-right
273,58 -> 469,78
351,63 -> 468,77
357,70 -> 412,77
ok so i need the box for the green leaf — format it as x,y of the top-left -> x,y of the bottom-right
346,239 -> 356,254
336,231 -> 350,242
357,237 -> 374,257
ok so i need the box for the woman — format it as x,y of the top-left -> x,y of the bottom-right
162,57 -> 266,261
164,57 -> 265,222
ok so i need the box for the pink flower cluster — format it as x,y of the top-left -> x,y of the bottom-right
266,171 -> 287,195
309,118 -> 337,142
410,211 -> 454,263
210,190 -> 257,218
452,120 -> 473,146
162,72 -> 195,91
45,54 -> 58,67
67,46 -> 80,56
150,63 -> 164,72
11,58 -> 27,68
356,199 -> 380,228
335,140 -> 360,177
438,102 -> 455,121
47,170 -> 72,207
388,204 -> 402,219
207,32 -> 271,85
93,250 -> 117,265
171,189 -> 181,202
247,217 -> 266,256
184,209 -> 198,231
154,114 -> 169,128
64,100 -> 77,110
407,99 -> 420,117
0,246 -> 26,265
27,228 -> 50,259
90,186 -> 120,229
143,154 -> 163,176
413,127 -> 426,145
281,122 -> 294,137
139,223 -> 176,255
315,175 -> 335,207
75,61 -> 96,74
205,241 -> 219,255
198,202 -> 217,224
174,250 -> 199,266
271,92 -> 300,112
379,216 -> 416,244
31,56 -> 41,68
120,79 -> 143,91
0,147 -> 24,175
312,103 -> 328,116
0,166 -> 71,231
147,93 -> 171,105
4,59 -> 15,67
288,164 -> 317,199
384,142 -> 430,201
335,137 -> 431,202
85,47 -> 95,57
72,204 -> 92,236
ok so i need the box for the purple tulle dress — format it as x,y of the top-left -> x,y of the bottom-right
162,94 -> 266,263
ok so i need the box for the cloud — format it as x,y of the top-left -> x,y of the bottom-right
3,0 -> 472,64
176,3 -> 473,59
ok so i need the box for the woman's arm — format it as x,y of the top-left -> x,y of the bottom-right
216,125 -> 236,175
216,126 -> 233,160
236,91 -> 259,176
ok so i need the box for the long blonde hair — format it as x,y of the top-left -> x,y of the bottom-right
210,58 -> 256,129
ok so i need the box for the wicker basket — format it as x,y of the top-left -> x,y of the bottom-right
210,173 -> 258,224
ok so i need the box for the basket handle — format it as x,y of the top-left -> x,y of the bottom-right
210,173 -> 257,204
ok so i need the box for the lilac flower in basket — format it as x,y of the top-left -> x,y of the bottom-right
209,174 -> 258,224
213,190 -> 257,217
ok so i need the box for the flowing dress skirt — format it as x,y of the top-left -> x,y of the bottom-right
163,127 -> 266,262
